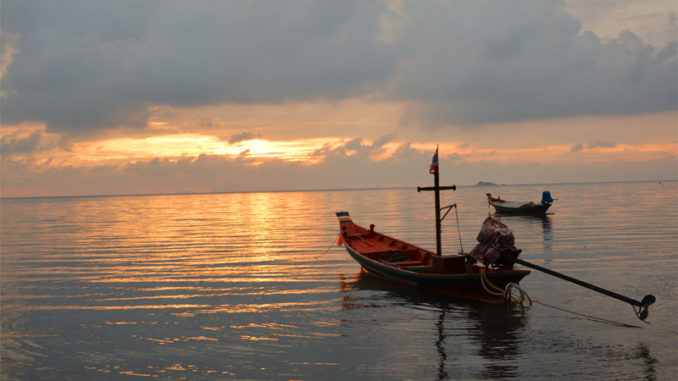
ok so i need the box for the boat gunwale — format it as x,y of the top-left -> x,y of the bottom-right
340,222 -> 530,281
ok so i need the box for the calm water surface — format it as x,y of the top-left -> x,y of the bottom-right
2,182 -> 676,380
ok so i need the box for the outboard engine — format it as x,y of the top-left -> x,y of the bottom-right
468,217 -> 521,270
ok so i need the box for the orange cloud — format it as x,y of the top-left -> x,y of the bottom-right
72,135 -> 346,166
410,141 -> 677,165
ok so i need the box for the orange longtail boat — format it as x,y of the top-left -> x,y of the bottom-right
335,147 -> 531,304
335,211 -> 530,303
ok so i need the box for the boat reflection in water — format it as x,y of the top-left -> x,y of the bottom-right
492,214 -> 553,254
339,271 -> 528,380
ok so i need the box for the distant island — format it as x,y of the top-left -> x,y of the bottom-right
474,181 -> 498,187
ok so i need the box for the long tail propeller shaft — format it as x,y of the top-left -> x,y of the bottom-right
514,258 -> 655,321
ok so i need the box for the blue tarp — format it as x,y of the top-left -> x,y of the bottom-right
541,191 -> 554,204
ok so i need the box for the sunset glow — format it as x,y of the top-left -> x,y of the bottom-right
1,1 -> 675,197
25,131 -> 675,169
74,135 -> 346,165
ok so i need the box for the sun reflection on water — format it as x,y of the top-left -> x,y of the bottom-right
1,183 -> 676,380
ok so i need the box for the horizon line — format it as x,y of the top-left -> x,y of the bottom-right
1,179 -> 674,200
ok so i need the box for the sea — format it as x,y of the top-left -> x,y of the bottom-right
1,181 -> 676,380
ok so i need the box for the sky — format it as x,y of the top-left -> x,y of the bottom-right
1,0 -> 676,198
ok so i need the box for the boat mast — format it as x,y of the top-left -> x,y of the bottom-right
417,146 -> 456,256
433,167 -> 442,256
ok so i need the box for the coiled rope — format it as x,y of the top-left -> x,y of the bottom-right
480,267 -> 532,307
480,268 -> 645,327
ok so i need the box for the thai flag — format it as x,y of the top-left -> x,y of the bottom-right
429,147 -> 439,174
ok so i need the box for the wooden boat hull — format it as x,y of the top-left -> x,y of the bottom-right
487,194 -> 551,215
490,201 -> 551,215
336,211 -> 530,304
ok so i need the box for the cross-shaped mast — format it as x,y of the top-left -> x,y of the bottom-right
417,146 -> 456,256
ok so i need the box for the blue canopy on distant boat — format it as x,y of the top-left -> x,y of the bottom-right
541,191 -> 554,204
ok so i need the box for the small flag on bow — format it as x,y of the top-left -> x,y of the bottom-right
429,146 -> 439,174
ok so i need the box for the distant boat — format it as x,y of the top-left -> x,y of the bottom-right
335,212 -> 530,304
486,191 -> 554,215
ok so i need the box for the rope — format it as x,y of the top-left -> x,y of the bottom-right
479,266 -> 642,327
453,205 -> 464,253
633,305 -> 652,324
505,282 -> 532,306
480,267 -> 532,307
533,300 -> 642,328
480,268 -> 505,296
314,233 -> 341,259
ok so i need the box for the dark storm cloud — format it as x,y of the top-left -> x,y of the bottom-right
2,0 -> 676,133
2,0 -> 397,133
0,130 -> 61,155
1,131 -> 43,154
392,1 -> 677,126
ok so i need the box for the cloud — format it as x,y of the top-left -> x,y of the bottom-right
564,0 -> 677,48
392,1 -> 677,126
1,32 -> 19,79
0,129 -> 63,157
570,140 -> 617,152
1,0 -> 397,133
1,140 -> 426,196
3,136 -> 676,197
589,140 -> 617,149
1,0 -> 675,134
312,135 -> 398,165
228,131 -> 262,144
1,131 -> 44,154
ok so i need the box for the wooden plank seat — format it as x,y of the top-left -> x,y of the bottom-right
404,266 -> 434,272
366,249 -> 422,262
389,260 -> 425,267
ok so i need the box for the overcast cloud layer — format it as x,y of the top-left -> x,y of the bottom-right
2,0 -> 676,133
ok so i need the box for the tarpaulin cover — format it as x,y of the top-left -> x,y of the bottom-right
468,217 -> 521,269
